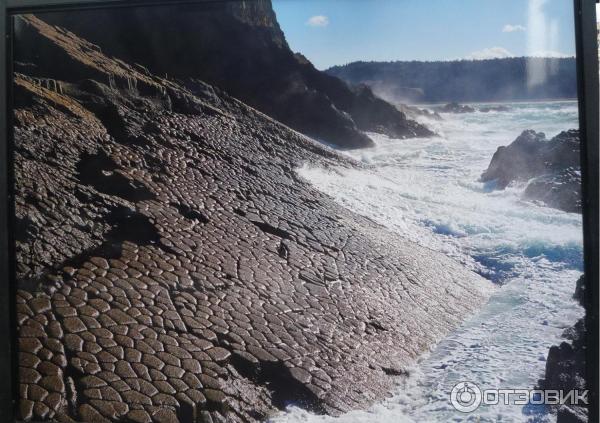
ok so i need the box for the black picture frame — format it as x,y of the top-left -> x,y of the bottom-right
575,1 -> 600,420
1,0 -> 598,421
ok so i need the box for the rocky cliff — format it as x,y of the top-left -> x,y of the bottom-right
29,1 -> 433,149
13,15 -> 491,423
481,130 -> 582,213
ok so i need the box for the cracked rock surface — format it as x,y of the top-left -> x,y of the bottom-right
14,15 -> 491,423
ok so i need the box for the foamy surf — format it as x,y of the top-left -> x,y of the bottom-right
272,101 -> 584,423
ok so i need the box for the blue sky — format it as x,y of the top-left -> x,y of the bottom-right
272,0 -> 576,70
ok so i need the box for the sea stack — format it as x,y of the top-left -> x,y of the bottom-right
481,129 -> 582,213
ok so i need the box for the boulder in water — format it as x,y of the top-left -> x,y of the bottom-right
481,129 -> 581,213
479,105 -> 511,113
436,102 -> 476,113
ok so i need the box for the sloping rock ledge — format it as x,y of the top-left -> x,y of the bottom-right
14,15 -> 491,423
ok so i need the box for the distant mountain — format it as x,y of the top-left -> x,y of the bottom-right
326,58 -> 577,104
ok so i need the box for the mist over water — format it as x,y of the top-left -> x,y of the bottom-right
272,101 -> 583,423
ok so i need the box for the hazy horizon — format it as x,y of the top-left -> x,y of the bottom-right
325,55 -> 575,70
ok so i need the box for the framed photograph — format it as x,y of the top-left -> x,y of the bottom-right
1,0 -> 598,422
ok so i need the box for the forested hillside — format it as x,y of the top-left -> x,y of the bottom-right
327,58 -> 577,104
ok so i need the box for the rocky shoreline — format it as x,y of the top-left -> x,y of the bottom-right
538,276 -> 588,423
14,15 -> 492,423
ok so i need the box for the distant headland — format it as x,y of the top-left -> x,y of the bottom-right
327,57 -> 577,104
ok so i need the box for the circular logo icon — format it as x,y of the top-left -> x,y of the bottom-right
450,381 -> 482,413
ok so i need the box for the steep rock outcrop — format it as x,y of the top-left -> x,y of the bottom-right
28,1 -> 433,149
481,129 -> 581,213
14,15 -> 491,422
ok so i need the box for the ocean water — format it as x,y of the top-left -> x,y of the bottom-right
271,101 -> 584,423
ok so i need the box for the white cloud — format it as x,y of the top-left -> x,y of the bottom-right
306,15 -> 329,27
465,47 -> 514,60
503,24 -> 526,33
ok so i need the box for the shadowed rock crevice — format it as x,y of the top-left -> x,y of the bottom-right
105,206 -> 162,245
60,343 -> 84,418
230,352 -> 326,414
83,102 -> 135,145
235,209 -> 293,240
76,151 -> 156,202
170,202 -> 210,223
167,88 -> 225,117
19,205 -> 174,292
15,215 -> 38,244
251,220 -> 292,240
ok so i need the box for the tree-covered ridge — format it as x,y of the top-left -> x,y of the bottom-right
326,57 -> 577,104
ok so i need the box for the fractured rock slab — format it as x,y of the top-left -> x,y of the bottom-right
14,14 -> 491,423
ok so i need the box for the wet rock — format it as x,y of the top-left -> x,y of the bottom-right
435,102 -> 476,113
557,405 -> 588,423
523,167 -> 581,213
538,276 -> 587,422
481,129 -> 581,213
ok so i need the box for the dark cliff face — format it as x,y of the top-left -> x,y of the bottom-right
481,129 -> 581,213
13,15 -> 490,422
32,1 -> 432,149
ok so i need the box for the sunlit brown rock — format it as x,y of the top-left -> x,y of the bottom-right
14,14 -> 491,422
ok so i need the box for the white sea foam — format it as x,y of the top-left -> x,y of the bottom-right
271,101 -> 584,423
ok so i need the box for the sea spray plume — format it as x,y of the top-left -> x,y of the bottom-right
526,0 -> 564,90
527,0 -> 548,89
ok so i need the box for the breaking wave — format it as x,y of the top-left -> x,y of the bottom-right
273,101 -> 583,423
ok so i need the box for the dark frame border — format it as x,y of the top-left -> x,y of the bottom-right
1,0 -> 598,421
575,1 -> 599,421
